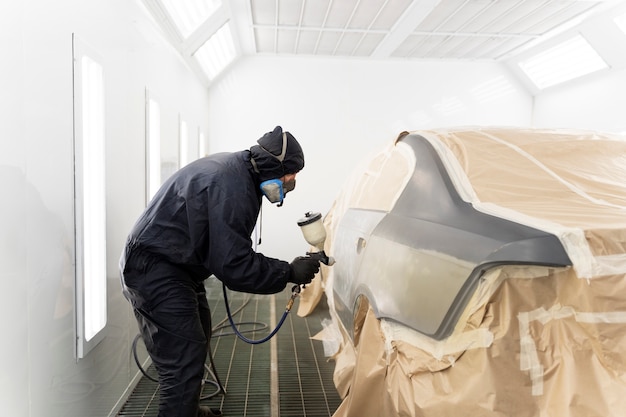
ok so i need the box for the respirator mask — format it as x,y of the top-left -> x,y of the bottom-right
259,177 -> 296,206
254,132 -> 297,206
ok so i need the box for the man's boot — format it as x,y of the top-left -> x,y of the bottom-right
198,405 -> 223,416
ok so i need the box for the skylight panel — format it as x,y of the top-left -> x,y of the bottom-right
160,0 -> 221,38
518,35 -> 608,90
193,22 -> 236,80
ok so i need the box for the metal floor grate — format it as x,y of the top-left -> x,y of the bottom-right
118,279 -> 341,417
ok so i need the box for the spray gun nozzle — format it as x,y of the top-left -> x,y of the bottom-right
306,250 -> 335,266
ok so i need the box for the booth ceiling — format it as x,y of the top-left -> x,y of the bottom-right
141,0 -> 625,84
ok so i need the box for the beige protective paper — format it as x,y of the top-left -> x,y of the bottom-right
302,128 -> 626,417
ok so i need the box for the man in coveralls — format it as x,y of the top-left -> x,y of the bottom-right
119,126 -> 320,417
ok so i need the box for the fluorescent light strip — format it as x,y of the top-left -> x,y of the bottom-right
80,55 -> 107,342
199,130 -> 207,157
518,35 -> 608,90
194,22 -> 236,80
160,0 -> 222,38
147,98 -> 161,201
180,118 -> 189,167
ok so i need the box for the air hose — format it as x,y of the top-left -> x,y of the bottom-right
132,332 -> 225,399
131,284 -> 301,398
222,282 -> 301,344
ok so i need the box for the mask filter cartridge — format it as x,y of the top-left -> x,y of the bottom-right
260,179 -> 284,205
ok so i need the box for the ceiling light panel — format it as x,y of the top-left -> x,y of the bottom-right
194,22 -> 236,80
518,34 -> 608,90
160,0 -> 222,38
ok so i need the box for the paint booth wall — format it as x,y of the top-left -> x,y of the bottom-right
207,55 -> 533,262
532,66 -> 626,133
0,0 -> 210,416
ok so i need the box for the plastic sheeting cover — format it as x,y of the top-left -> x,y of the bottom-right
300,127 -> 626,417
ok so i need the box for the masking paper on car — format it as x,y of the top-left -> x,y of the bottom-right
324,265 -> 626,417
302,127 -> 626,417
422,127 -> 626,278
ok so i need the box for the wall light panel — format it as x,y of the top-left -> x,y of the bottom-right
146,91 -> 161,203
199,129 -> 207,158
72,35 -> 107,359
179,116 -> 189,167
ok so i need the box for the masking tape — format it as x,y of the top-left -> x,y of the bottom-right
380,318 -> 494,360
518,305 -> 626,396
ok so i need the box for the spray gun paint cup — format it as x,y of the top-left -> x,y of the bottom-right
297,212 -> 335,266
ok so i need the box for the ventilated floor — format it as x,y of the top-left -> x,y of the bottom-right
117,280 -> 341,417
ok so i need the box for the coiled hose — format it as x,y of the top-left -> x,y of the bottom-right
131,283 -> 300,398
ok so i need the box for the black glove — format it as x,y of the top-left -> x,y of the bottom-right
289,256 -> 320,285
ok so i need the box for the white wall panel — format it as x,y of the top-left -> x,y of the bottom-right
207,56 -> 532,262
0,0 -> 210,416
532,67 -> 626,133
0,1 -> 29,416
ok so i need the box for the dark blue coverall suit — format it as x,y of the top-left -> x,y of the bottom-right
119,127 -> 316,417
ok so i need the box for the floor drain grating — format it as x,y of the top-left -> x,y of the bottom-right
118,280 -> 341,417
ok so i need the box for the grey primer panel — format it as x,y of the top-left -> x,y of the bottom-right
371,134 -> 572,340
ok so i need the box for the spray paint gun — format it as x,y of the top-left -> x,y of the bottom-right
297,211 -> 335,266
222,211 -> 335,345
287,212 -> 336,308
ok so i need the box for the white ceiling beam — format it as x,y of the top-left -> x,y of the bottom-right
229,0 -> 257,55
371,0 -> 442,58
140,0 -> 185,47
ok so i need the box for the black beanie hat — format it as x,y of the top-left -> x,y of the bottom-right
250,126 -> 305,182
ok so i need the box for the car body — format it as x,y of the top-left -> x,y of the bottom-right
332,131 -> 575,340
319,127 -> 626,416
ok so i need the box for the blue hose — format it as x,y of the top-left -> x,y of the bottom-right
222,283 -> 297,344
